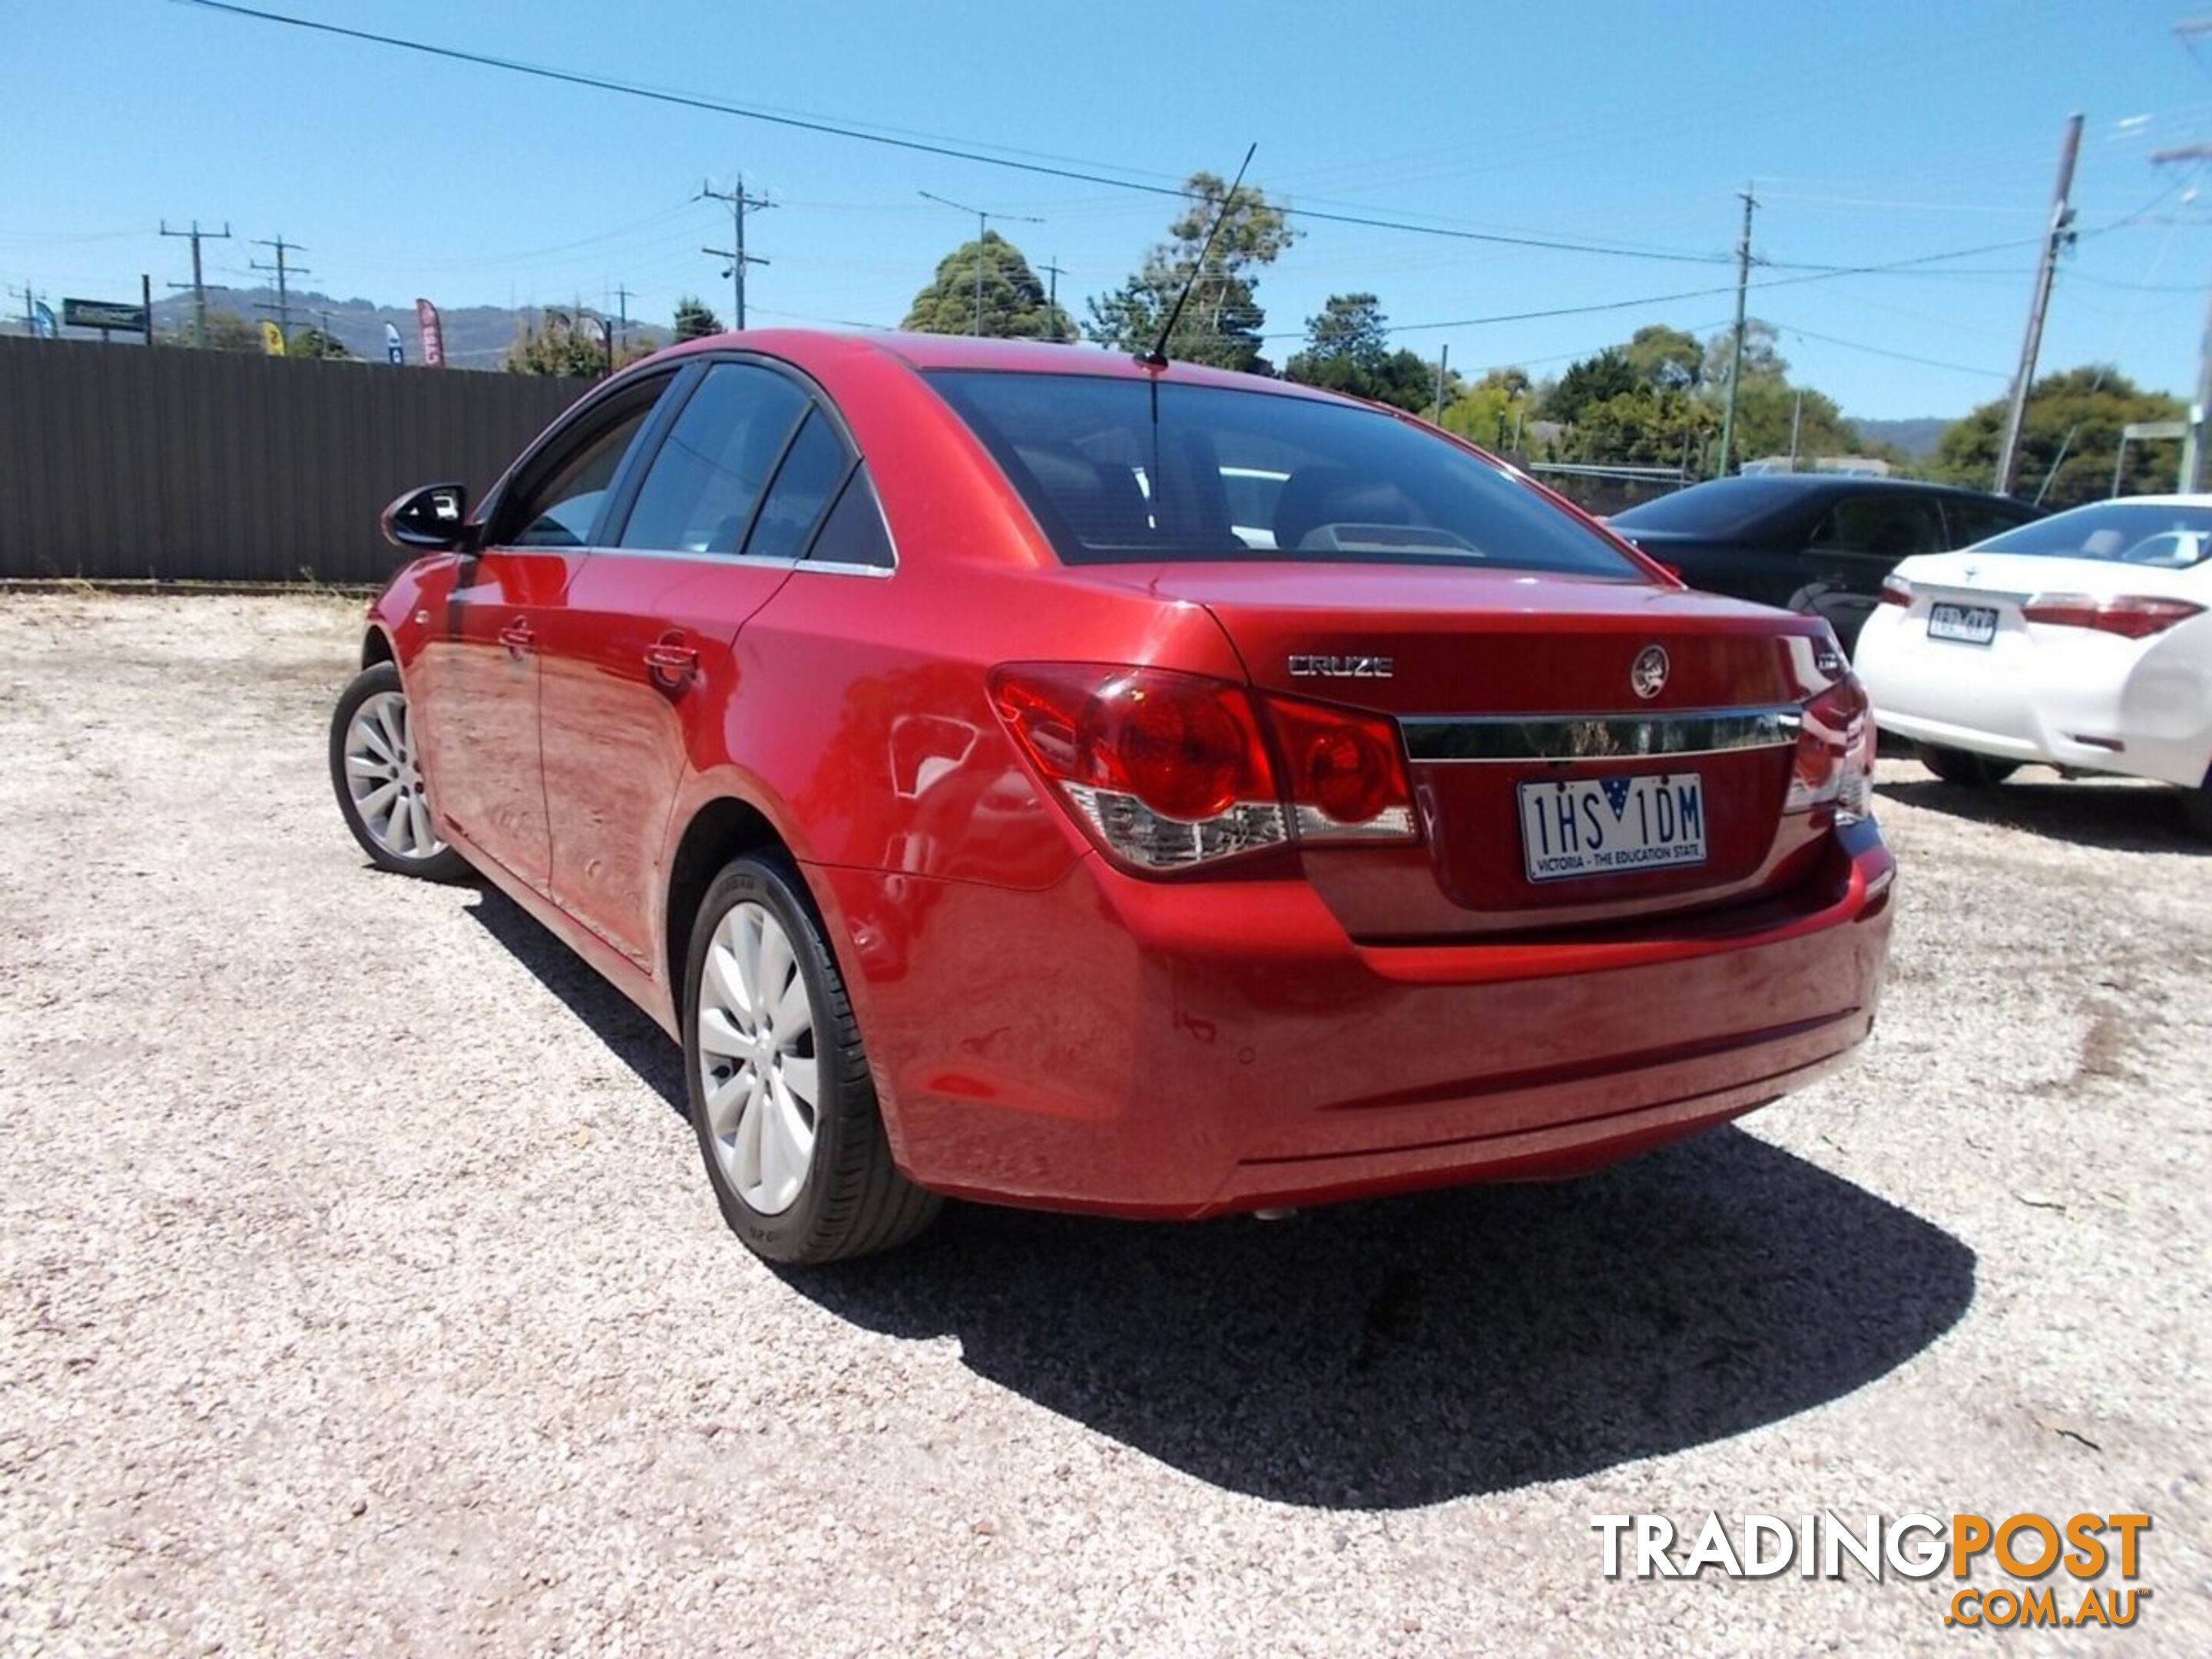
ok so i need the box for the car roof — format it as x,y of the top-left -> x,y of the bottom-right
654,326 -> 1353,402
1696,473 -> 2015,502
2059,492 -> 2212,508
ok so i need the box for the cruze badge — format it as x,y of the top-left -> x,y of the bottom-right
1630,644 -> 1669,700
1288,654 -> 1394,679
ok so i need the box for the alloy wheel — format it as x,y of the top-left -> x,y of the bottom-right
696,901 -> 820,1216
343,690 -> 444,861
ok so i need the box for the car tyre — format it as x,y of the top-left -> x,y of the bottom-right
684,853 -> 940,1264
329,661 -> 471,881
2183,776 -> 2212,841
1918,743 -> 2019,789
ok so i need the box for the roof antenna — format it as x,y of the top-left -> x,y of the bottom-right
1139,143 -> 1257,369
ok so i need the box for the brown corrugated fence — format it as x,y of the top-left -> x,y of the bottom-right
0,336 -> 591,584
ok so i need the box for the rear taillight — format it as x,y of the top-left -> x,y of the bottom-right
1263,693 -> 1419,841
1786,672 -> 1876,823
1879,575 -> 1912,607
2022,593 -> 2204,639
988,664 -> 1417,872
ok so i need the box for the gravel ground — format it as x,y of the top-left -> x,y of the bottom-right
2,593 -> 2207,1657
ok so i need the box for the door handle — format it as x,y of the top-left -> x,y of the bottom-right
498,618 -> 535,655
644,639 -> 700,683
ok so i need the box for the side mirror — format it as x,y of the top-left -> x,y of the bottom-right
381,482 -> 472,551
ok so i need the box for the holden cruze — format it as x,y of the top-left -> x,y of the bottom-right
331,330 -> 1895,1263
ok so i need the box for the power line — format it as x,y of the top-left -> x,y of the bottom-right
175,1 -> 1753,269
1767,320 -> 2008,379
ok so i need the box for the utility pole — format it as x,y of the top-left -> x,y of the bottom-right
919,190 -> 1043,336
611,282 -> 634,358
161,219 -> 232,346
250,235 -> 310,348
1994,113 -> 2085,498
700,174 -> 773,329
1039,255 -> 1066,341
1715,184 -> 1757,479
2150,142 -> 2212,489
1788,387 -> 1805,472
1432,343 -> 1450,426
2183,276 -> 2212,493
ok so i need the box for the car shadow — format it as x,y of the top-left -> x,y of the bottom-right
461,882 -> 1976,1509
1881,775 -> 2207,855
463,884 -> 689,1118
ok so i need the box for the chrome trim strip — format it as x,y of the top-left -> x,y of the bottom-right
568,546 -> 895,578
1402,705 -> 1800,763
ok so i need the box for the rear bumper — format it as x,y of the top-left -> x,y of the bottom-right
811,824 -> 1893,1219
1856,608 -> 2211,786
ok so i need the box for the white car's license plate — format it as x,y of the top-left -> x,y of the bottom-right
1928,602 -> 1998,645
1518,773 -> 1707,883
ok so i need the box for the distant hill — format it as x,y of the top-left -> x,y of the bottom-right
1853,416 -> 1950,459
147,286 -> 669,366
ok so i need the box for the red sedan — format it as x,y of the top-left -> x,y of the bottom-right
330,330 -> 1894,1263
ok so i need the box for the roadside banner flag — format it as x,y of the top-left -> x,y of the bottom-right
416,297 -> 445,368
31,301 -> 58,339
384,321 -> 404,365
260,320 -> 286,356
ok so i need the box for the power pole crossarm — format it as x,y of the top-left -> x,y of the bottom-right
1715,185 -> 1757,479
250,235 -> 311,348
1994,114 -> 2085,498
161,219 -> 232,346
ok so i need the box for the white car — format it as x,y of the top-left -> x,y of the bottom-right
1854,495 -> 2212,833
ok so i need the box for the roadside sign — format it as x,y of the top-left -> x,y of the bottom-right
61,296 -> 148,333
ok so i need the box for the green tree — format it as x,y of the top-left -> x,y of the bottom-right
1441,367 -> 1537,450
1720,380 -> 1863,467
1282,293 -> 1445,412
1568,389 -> 1717,468
1929,366 -> 2184,507
1545,348 -> 1641,426
672,295 -> 724,343
1704,318 -> 1787,390
902,231 -> 1075,339
1626,324 -> 1702,392
158,307 -> 260,352
289,326 -> 353,361
502,312 -> 611,377
1085,170 -> 1298,373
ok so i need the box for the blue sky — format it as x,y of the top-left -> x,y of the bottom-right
5,0 -> 2208,417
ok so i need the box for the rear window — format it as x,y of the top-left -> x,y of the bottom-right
927,371 -> 1642,578
1976,502 -> 2212,569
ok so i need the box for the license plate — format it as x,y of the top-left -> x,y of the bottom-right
1518,773 -> 1707,883
1927,603 -> 1998,645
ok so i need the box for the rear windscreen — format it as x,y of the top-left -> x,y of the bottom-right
927,371 -> 1644,578
1975,502 -> 2212,569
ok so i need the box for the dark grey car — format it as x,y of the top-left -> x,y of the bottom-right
1611,475 -> 2039,654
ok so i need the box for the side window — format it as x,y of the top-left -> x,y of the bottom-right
618,363 -> 810,554
743,411 -> 850,561
1810,495 -> 1945,559
502,399 -> 657,549
806,468 -> 896,569
1943,498 -> 2029,548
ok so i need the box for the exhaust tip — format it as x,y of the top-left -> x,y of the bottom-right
1252,1207 -> 1298,1222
